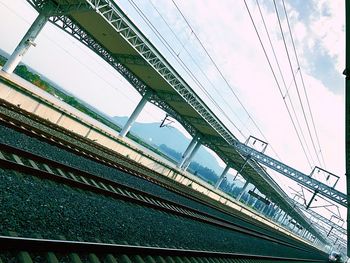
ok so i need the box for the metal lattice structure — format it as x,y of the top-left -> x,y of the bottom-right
293,202 -> 346,236
233,141 -> 347,207
23,0 -> 345,245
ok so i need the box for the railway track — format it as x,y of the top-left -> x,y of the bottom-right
0,141 -> 308,251
0,97 -> 296,241
0,235 -> 326,263
0,98 -> 327,260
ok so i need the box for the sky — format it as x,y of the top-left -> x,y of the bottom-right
0,0 -> 346,235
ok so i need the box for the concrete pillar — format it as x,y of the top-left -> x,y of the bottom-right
214,164 -> 230,189
246,194 -> 253,205
263,204 -> 270,215
233,157 -> 250,181
268,205 -> 275,217
251,197 -> 258,208
260,203 -> 266,212
236,180 -> 250,201
119,92 -> 151,137
178,135 -> 199,168
276,210 -> 282,221
182,141 -> 201,170
276,209 -> 284,221
272,208 -> 279,219
262,203 -> 271,214
283,214 -> 289,225
273,207 -> 280,219
305,232 -> 309,239
301,230 -> 306,237
3,13 -> 48,74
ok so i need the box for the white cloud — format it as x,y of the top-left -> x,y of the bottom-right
310,0 -> 345,72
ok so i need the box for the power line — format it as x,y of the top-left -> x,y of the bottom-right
255,0 -> 316,167
127,0 -> 247,139
146,0 -> 255,138
273,0 -> 323,168
280,0 -> 327,169
243,0 -> 313,168
170,0 -> 283,160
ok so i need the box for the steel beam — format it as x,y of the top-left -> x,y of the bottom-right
77,0 -> 237,145
114,53 -> 149,66
232,141 -> 347,206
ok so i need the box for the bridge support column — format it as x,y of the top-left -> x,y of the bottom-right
264,204 -> 271,215
278,211 -> 286,223
271,206 -> 280,219
3,13 -> 48,74
214,164 -> 230,189
182,141 -> 201,170
178,135 -> 199,168
259,203 -> 266,213
301,229 -> 306,236
233,157 -> 249,181
251,197 -> 258,208
272,207 -> 278,219
236,180 -> 249,201
119,92 -> 151,137
268,205 -> 275,217
282,214 -> 289,225
277,211 -> 284,223
262,203 -> 270,214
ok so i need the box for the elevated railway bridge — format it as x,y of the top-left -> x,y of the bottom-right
0,0 -> 348,261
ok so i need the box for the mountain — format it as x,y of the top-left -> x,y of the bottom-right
113,116 -> 223,176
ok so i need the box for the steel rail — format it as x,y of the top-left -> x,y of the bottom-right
0,235 -> 326,262
0,96 -> 327,244
0,141 -> 314,252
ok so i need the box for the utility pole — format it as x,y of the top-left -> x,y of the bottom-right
345,0 -> 350,257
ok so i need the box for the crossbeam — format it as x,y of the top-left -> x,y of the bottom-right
232,141 -> 347,207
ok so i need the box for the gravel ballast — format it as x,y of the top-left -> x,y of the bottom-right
0,122 -> 320,258
0,123 -> 269,232
0,167 -> 315,258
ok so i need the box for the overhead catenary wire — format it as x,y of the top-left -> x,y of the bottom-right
170,0 -> 283,161
280,0 -> 327,169
146,0 -> 256,138
255,0 -> 316,167
273,0 -> 323,168
127,0 -> 247,139
243,0 -> 313,168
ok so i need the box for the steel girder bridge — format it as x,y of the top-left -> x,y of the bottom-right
2,0 -> 347,252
